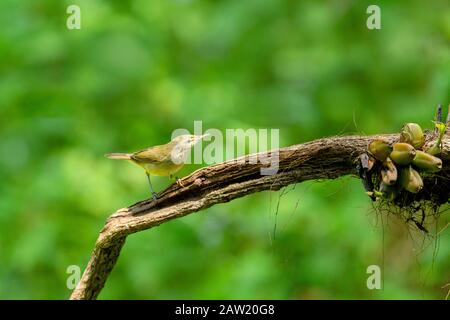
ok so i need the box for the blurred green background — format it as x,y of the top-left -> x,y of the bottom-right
0,0 -> 449,299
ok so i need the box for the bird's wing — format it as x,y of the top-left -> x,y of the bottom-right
131,144 -> 172,163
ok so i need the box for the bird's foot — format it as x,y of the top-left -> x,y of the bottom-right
151,192 -> 158,200
176,178 -> 185,188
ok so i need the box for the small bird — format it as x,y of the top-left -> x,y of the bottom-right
105,134 -> 209,199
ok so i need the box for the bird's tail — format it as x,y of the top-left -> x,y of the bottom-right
105,153 -> 132,160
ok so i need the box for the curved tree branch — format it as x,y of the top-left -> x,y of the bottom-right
70,133 -> 449,300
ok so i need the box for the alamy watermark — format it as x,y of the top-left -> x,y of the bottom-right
366,5 -> 381,30
66,265 -> 81,290
366,265 -> 381,290
170,121 -> 280,175
66,5 -> 81,30
66,4 -> 380,31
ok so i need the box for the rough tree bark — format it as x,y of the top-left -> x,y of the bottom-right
70,133 -> 450,300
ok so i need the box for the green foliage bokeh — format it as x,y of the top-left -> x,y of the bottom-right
0,0 -> 449,299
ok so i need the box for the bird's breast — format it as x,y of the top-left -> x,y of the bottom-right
140,161 -> 184,176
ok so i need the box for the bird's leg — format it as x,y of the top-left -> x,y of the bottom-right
146,172 -> 158,200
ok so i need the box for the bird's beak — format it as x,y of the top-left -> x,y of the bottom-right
192,134 -> 210,145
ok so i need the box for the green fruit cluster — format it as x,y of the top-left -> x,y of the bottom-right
365,122 -> 445,201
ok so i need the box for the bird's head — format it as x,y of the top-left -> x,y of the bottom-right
172,134 -> 210,148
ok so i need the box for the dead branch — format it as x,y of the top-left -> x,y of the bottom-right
70,133 -> 449,300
